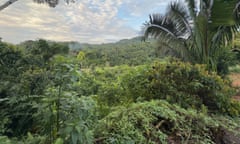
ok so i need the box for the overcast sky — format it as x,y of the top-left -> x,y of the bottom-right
0,0 -> 169,44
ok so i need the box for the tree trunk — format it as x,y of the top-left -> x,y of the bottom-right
0,0 -> 18,11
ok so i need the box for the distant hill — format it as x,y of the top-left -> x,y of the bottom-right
67,36 -> 155,50
18,37 -> 158,67
74,37 -> 158,67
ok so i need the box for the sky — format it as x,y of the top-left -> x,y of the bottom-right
0,0 -> 169,44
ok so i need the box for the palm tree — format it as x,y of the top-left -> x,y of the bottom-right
143,0 -> 240,73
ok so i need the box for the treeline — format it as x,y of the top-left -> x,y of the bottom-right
18,37 -> 158,67
68,37 -> 157,67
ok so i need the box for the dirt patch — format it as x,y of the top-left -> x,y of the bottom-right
229,73 -> 240,88
229,73 -> 240,102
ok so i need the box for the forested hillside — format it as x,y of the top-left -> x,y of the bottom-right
68,37 -> 157,67
1,0 -> 240,144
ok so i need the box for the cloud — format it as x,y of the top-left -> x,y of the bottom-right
121,0 -> 168,17
0,0 -> 168,44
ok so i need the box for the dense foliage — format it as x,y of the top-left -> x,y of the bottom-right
69,37 -> 157,67
1,32 -> 240,144
148,60 -> 234,113
2,0 -> 240,143
0,40 -> 240,144
95,100 -> 239,144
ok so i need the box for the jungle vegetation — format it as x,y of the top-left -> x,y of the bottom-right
1,0 -> 240,143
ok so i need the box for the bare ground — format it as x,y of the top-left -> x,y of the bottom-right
229,73 -> 240,101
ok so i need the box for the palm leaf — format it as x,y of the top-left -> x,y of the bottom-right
143,14 -> 177,40
184,0 -> 196,18
167,1 -> 192,39
211,0 -> 239,27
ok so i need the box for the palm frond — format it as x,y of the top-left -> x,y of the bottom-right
143,14 -> 177,39
144,24 -> 176,38
156,39 -> 191,61
234,1 -> 240,18
167,1 -> 192,39
211,0 -> 239,27
184,0 -> 196,18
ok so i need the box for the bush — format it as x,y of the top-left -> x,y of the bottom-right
122,60 -> 234,114
120,64 -> 151,101
94,100 -> 238,144
89,65 -> 143,106
0,134 -> 46,144
87,60 -> 235,115
215,46 -> 237,76
36,94 -> 97,144
228,100 -> 240,116
229,65 -> 240,73
149,60 -> 234,113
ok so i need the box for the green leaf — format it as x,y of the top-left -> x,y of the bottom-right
54,138 -> 64,144
71,130 -> 78,144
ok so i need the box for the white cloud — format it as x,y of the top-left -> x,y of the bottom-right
0,0 -> 168,44
122,0 -> 169,16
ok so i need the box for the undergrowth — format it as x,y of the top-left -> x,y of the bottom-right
94,100 -> 239,144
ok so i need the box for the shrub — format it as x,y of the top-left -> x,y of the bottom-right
36,93 -> 97,144
228,100 -> 240,116
229,65 -> 240,73
120,64 -> 151,102
94,100 -> 238,144
148,60 -> 234,113
93,64 -> 156,105
122,60 -> 234,114
0,134 -> 47,144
